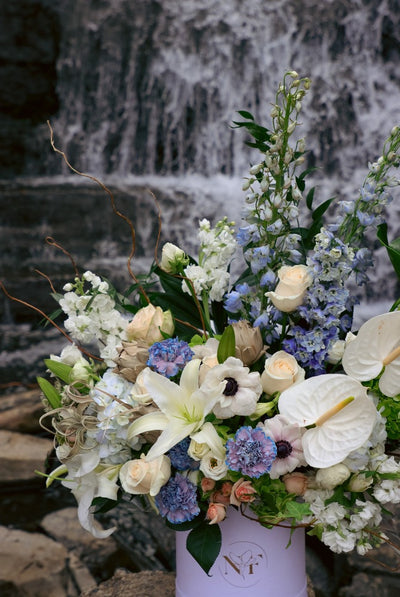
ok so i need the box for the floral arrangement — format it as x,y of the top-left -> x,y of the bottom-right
32,71 -> 400,574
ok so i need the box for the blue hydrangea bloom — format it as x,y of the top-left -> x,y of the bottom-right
147,338 -> 194,378
155,473 -> 200,523
168,438 -> 199,471
226,426 -> 277,478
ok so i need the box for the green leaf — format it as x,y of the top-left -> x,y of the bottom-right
91,496 -> 120,513
186,522 -> 222,575
237,110 -> 254,120
37,377 -> 62,409
44,359 -> 73,384
311,197 -> 335,222
217,325 -> 236,363
377,223 -> 400,280
305,187 -> 315,210
165,517 -> 203,532
284,500 -> 312,522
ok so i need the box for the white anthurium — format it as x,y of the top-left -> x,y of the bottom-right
278,374 -> 377,468
342,311 -> 400,397
127,360 -> 224,461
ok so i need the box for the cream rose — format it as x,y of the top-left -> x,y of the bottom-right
261,350 -> 305,395
266,264 -> 312,312
119,454 -> 170,496
315,463 -> 351,490
126,304 -> 174,345
160,242 -> 188,273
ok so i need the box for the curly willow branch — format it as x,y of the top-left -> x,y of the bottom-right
0,282 -> 102,362
47,120 -> 150,304
45,236 -> 79,278
34,269 -> 57,293
147,187 -> 208,337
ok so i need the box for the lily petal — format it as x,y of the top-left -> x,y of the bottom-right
190,422 -> 226,460
127,411 -> 168,442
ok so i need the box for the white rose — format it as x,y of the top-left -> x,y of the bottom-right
160,242 -> 188,273
315,463 -> 351,490
119,454 -> 171,496
199,451 -> 228,481
261,350 -> 305,395
266,264 -> 312,312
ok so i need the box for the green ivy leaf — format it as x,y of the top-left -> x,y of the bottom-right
217,325 -> 236,363
284,500 -> 312,522
37,377 -> 62,409
186,522 -> 222,575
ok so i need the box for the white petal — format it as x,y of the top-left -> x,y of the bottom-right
279,374 -> 377,468
127,411 -> 168,442
190,422 -> 225,460
146,421 -> 198,461
142,367 -> 186,416
179,358 -> 201,395
342,312 -> 400,382
380,359 -> 400,397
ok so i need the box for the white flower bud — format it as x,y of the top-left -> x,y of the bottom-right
316,464 -> 351,490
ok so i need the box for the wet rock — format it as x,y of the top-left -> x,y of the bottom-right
40,508 -> 119,581
338,571 -> 400,597
80,569 -> 175,597
0,525 -> 69,596
0,429 -> 52,482
0,389 -> 44,433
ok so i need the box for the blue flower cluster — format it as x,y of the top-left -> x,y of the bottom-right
147,338 -> 194,378
155,473 -> 200,523
168,438 -> 200,471
225,426 -> 277,478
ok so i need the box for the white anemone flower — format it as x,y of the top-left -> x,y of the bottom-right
200,356 -> 262,418
342,311 -> 400,397
127,360 -> 223,461
278,374 -> 377,468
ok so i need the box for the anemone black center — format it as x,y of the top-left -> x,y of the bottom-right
276,440 -> 293,459
223,376 -> 239,396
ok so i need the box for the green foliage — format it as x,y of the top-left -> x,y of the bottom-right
250,476 -> 310,525
217,325 -> 236,363
37,377 -> 62,409
377,223 -> 400,281
186,520 -> 222,575
44,359 -> 73,384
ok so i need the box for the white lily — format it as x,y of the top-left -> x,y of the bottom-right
342,311 -> 400,397
278,374 -> 377,468
127,360 -> 224,461
190,422 -> 226,461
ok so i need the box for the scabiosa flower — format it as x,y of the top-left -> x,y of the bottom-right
147,338 -> 194,378
168,438 -> 200,471
225,426 -> 277,478
155,473 -> 200,523
259,415 -> 306,479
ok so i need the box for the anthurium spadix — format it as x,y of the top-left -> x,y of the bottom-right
342,311 -> 400,398
278,374 -> 377,468
127,359 -> 224,461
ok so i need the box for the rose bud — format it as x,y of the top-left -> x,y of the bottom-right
230,478 -> 257,506
206,502 -> 227,525
232,320 -> 265,366
211,489 -> 231,506
201,477 -> 216,493
160,242 -> 189,274
113,340 -> 149,383
127,304 -> 174,345
347,473 -> 373,492
283,472 -> 309,496
315,463 -> 351,490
